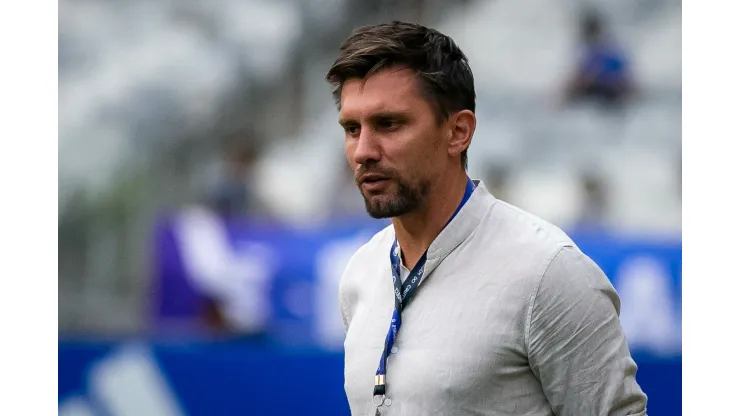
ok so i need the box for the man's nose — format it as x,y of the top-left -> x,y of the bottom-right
353,128 -> 382,166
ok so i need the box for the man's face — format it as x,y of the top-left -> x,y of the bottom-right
339,67 -> 448,219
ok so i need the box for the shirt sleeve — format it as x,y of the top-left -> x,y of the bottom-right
526,246 -> 648,416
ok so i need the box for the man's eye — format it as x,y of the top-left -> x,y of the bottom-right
345,126 -> 360,136
377,119 -> 399,130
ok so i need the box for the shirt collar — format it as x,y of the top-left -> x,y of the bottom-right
422,179 -> 497,277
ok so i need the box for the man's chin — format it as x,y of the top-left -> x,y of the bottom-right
363,195 -> 413,219
367,210 -> 394,220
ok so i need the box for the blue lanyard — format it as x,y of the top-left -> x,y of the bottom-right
373,178 -> 476,402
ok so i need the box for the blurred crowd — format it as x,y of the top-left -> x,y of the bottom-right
58,0 -> 681,337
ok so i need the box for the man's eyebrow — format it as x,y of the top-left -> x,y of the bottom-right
339,111 -> 409,126
370,111 -> 407,120
338,117 -> 358,127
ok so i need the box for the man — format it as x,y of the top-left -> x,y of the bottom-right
564,10 -> 635,107
327,21 -> 647,416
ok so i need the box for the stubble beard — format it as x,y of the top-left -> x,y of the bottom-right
359,176 -> 430,219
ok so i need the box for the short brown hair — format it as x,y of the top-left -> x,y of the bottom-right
326,21 -> 476,169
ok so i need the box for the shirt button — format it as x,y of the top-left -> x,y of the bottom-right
384,398 -> 392,406
390,346 -> 398,354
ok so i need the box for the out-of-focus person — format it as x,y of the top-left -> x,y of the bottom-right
564,10 -> 635,107
210,138 -> 277,336
197,137 -> 270,335
152,136 -> 274,339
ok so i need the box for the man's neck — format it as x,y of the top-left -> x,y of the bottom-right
392,169 -> 470,269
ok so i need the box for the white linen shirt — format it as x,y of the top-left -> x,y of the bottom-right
339,180 -> 647,416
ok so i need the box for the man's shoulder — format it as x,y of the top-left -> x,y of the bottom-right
473,199 -> 581,278
489,199 -> 575,249
483,199 -> 616,295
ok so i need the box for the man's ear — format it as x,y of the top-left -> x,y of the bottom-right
447,110 -> 476,159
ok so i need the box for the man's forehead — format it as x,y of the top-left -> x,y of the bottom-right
339,68 -> 422,118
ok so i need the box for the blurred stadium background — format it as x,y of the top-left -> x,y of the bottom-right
58,0 -> 681,414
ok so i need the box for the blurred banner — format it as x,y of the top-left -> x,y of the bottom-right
151,208 -> 682,356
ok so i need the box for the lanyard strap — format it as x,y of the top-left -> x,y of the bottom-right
373,178 -> 476,400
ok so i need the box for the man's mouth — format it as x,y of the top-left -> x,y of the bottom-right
359,174 -> 392,192
359,174 -> 390,184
